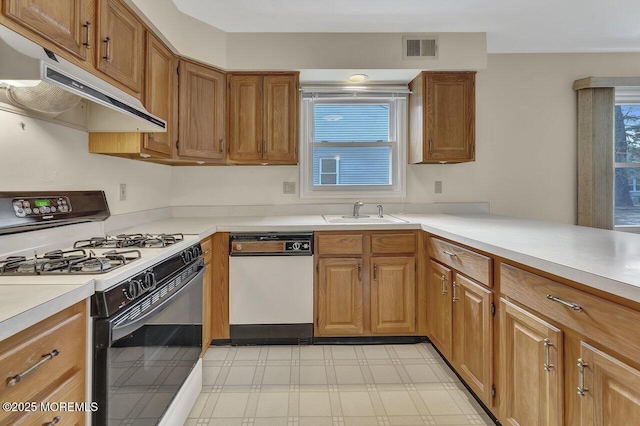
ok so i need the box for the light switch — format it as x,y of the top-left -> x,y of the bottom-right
283,182 -> 296,194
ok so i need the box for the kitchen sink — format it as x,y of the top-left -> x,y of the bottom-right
322,215 -> 408,224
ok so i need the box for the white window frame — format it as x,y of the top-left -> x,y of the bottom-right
300,95 -> 407,199
614,98 -> 640,233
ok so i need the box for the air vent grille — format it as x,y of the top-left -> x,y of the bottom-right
403,36 -> 438,60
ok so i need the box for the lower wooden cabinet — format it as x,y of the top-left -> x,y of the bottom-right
0,301 -> 86,426
370,256 -> 415,334
499,299 -> 563,426
201,236 -> 213,354
426,259 -> 453,358
578,342 -> 640,426
314,231 -> 417,337
316,257 -> 364,336
452,274 -> 492,403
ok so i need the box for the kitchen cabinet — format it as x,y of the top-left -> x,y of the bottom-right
96,0 -> 144,94
370,256 -> 415,334
2,0 -> 94,62
500,262 -> 640,425
0,301 -> 86,425
426,236 -> 493,405
499,298 -> 563,426
314,231 -> 417,337
201,236 -> 213,354
578,342 -> 640,426
88,31 -> 177,159
409,71 -> 476,164
178,59 -> 226,161
228,72 -> 299,165
143,31 -> 178,157
210,232 -> 230,339
316,257 -> 364,336
426,260 -> 452,358
452,274 -> 493,403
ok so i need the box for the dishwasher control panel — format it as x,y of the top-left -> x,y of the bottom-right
230,233 -> 313,256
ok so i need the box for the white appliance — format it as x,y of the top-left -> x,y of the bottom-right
229,232 -> 314,344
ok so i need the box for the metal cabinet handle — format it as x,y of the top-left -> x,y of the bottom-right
443,250 -> 457,257
357,264 -> 362,281
46,416 -> 61,426
429,138 -> 433,155
546,294 -> 583,312
6,349 -> 59,387
441,274 -> 448,295
203,249 -> 212,255
577,358 -> 588,396
373,264 -> 378,280
543,338 -> 553,371
219,138 -> 225,153
83,21 -> 92,48
103,36 -> 112,62
257,141 -> 262,156
263,140 -> 268,155
452,280 -> 458,302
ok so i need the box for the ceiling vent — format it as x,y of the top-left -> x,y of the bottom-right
403,35 -> 438,60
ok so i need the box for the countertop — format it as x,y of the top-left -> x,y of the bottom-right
3,212 -> 640,341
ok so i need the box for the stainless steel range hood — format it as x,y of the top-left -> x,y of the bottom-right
0,26 -> 166,132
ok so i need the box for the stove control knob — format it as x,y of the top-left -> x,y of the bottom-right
191,246 -> 201,258
181,250 -> 192,263
142,271 -> 156,291
292,242 -> 301,251
124,280 -> 142,300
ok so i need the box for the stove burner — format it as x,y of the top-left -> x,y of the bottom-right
0,248 -> 141,275
73,233 -> 184,249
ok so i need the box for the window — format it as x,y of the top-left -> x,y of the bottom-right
614,104 -> 640,228
300,92 -> 407,198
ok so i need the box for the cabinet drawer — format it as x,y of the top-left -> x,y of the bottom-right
11,370 -> 85,426
501,263 -> 640,363
0,303 -> 85,405
428,237 -> 491,287
317,234 -> 363,255
371,233 -> 416,254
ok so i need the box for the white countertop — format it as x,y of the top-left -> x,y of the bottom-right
3,212 -> 640,341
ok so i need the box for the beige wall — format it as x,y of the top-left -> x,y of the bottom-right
172,52 -> 640,224
0,111 -> 172,215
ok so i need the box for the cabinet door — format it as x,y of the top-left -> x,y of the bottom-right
452,274 -> 492,404
499,299 -> 563,426
579,342 -> 640,426
425,72 -> 475,162
316,258 -> 363,336
228,75 -> 263,162
370,256 -> 416,335
143,32 -> 177,157
263,74 -> 298,163
178,60 -> 226,160
426,260 -> 453,359
3,0 -> 92,60
97,0 -> 143,94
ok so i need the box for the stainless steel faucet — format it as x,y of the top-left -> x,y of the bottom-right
377,204 -> 384,218
353,201 -> 364,217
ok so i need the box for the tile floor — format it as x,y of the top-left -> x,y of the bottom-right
185,343 -> 495,426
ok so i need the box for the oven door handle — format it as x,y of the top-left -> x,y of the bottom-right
109,265 -> 205,343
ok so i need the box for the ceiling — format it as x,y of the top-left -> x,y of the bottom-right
172,0 -> 640,53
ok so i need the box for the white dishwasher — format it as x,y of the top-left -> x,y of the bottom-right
229,232 -> 314,344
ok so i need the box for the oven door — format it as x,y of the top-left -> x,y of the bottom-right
93,265 -> 204,426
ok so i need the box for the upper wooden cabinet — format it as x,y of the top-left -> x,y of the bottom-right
96,0 -> 144,94
143,31 -> 177,158
2,0 -> 94,61
178,59 -> 226,161
409,71 -> 476,164
228,73 -> 299,165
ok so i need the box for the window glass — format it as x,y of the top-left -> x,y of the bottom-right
614,105 -> 640,227
314,104 -> 389,142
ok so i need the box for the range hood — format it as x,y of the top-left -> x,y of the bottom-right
0,26 -> 166,132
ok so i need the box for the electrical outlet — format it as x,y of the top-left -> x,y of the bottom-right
119,183 -> 127,201
283,182 -> 296,194
435,181 -> 443,194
